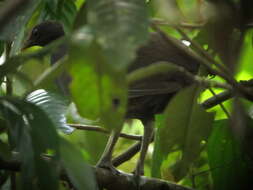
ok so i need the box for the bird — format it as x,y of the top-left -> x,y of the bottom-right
23,20 -> 200,178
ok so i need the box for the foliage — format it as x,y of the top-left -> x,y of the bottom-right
0,0 -> 253,190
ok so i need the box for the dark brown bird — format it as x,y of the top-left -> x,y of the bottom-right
23,21 -> 199,177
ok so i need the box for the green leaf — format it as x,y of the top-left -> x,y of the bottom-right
40,0 -> 77,33
236,29 -> 253,80
57,0 -> 77,32
207,119 -> 253,190
45,0 -> 58,12
69,28 -> 127,129
87,0 -> 149,69
60,138 -> 97,190
0,140 -> 11,160
71,0 -> 149,129
26,89 -> 73,134
152,85 -> 215,180
0,97 -> 60,190
151,114 -> 166,178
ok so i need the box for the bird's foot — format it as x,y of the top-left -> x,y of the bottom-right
96,160 -> 120,176
132,165 -> 144,190
132,166 -> 144,177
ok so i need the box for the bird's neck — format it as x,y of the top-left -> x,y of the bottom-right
50,43 -> 68,64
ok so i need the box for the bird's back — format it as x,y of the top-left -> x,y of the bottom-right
127,33 -> 199,120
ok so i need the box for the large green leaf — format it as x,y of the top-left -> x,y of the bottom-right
57,0 -> 77,31
45,0 -> 58,12
207,119 -> 253,190
60,138 -> 97,190
152,85 -> 215,180
236,29 -> 253,80
70,0 -> 149,129
87,0 -> 149,69
0,97 -> 60,190
69,27 -> 127,129
40,0 -> 77,32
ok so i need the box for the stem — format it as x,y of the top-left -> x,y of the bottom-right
5,42 -> 12,95
68,124 -> 142,141
208,88 -> 230,118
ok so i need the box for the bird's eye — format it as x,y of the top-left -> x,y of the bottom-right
32,28 -> 38,37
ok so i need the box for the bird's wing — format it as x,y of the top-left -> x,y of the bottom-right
128,81 -> 182,98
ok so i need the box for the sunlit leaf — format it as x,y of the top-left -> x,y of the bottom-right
236,29 -> 253,80
70,0 -> 149,129
69,27 -> 126,129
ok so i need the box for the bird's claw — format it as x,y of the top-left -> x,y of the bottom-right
96,161 -> 120,175
132,165 -> 144,190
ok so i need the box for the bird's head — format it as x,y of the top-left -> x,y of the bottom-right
23,21 -> 65,49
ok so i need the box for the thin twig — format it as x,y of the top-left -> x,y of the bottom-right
5,42 -> 13,95
208,88 -> 230,118
150,24 -> 230,83
68,124 -> 142,141
201,90 -> 232,109
174,26 -> 253,101
151,18 -> 204,29
201,79 -> 253,109
112,141 -> 141,167
152,24 -> 253,101
175,27 -> 231,76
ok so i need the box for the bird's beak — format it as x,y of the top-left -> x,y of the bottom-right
21,38 -> 34,51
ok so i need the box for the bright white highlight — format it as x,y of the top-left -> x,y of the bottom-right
182,40 -> 191,47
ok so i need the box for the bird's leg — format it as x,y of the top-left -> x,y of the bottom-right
134,119 -> 154,177
96,130 -> 121,175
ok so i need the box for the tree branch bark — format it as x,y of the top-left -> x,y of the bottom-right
0,158 -> 194,190
68,123 -> 142,141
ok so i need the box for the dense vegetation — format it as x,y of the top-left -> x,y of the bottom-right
0,0 -> 253,190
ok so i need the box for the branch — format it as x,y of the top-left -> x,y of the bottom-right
69,123 -> 142,141
151,18 -> 204,29
150,24 -> 227,81
113,134 -> 154,167
113,141 -> 141,167
207,88 -> 230,118
201,91 -> 232,110
173,26 -> 253,102
95,167 -> 194,190
150,24 -> 253,101
0,158 -> 194,190
201,79 -> 253,109
174,26 -> 231,76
